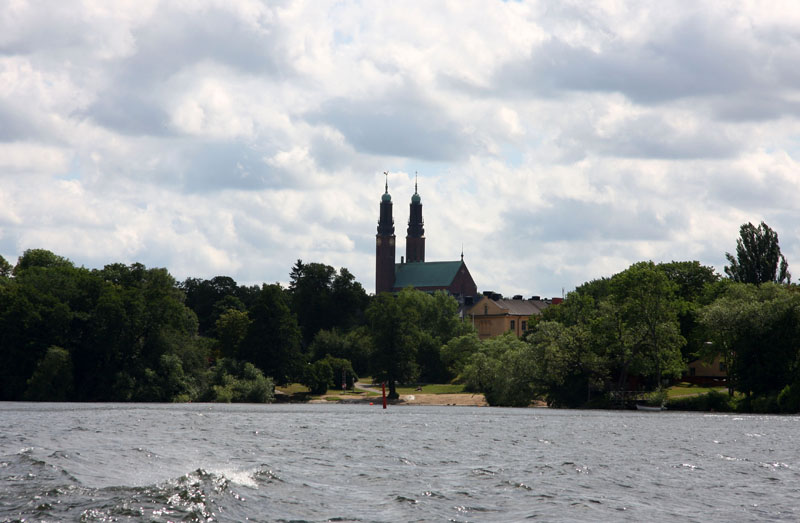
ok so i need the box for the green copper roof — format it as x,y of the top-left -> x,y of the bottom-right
411,192 -> 421,204
382,192 -> 391,202
393,261 -> 463,289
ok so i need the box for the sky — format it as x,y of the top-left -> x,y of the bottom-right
2,1 -> 800,298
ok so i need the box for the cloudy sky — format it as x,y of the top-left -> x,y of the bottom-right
2,1 -> 800,298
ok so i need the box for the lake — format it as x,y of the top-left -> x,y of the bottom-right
1,403 -> 798,521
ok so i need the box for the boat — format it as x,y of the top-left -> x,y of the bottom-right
636,404 -> 665,411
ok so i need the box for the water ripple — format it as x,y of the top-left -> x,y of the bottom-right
2,404 -> 799,522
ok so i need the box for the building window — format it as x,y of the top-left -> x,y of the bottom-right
510,320 -> 515,331
484,305 -> 488,315
719,362 -> 727,372
521,321 -> 527,331
690,367 -> 696,376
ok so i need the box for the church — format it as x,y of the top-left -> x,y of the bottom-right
375,176 -> 478,306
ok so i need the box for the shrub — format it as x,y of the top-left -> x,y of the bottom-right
211,384 -> 234,403
318,355 -> 358,390
202,359 -> 275,403
303,360 -> 333,395
749,393 -> 779,413
24,346 -> 74,401
666,390 -> 734,412
777,384 -> 800,413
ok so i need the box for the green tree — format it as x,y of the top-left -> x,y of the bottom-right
319,354 -> 358,390
0,258 -> 103,400
84,262 -> 207,402
700,283 -> 800,403
239,283 -> 303,384
397,289 -> 470,382
309,327 -> 372,376
203,359 -> 275,403
215,308 -> 252,358
0,254 -> 12,278
441,333 -> 483,378
609,261 -> 685,388
724,221 -> 790,284
658,261 -> 719,301
697,283 -> 756,396
24,346 -> 74,401
303,359 -> 334,394
366,291 -> 419,399
658,261 -> 720,361
527,321 -> 607,407
13,248 -> 73,275
462,333 -> 536,407
288,260 -> 369,346
181,276 -> 246,336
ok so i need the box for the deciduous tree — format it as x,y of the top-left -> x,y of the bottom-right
366,291 -> 419,398
239,283 -> 303,385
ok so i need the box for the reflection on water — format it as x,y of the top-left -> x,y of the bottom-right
1,403 -> 798,521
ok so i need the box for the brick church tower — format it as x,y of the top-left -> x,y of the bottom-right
405,177 -> 425,263
375,175 -> 396,294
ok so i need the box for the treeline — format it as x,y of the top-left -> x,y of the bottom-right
450,222 -> 800,413
3,221 -> 798,412
0,251 -> 470,402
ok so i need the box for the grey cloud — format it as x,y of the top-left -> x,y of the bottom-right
502,198 -> 687,244
707,169 -> 798,211
550,111 -> 741,162
711,93 -> 800,122
179,142 -> 288,193
122,5 -> 285,81
232,213 -> 287,252
494,16 -> 779,105
86,92 -> 172,136
309,132 -> 358,172
592,114 -> 739,160
79,4 -> 291,136
0,103 -> 41,142
0,5 -> 91,55
309,88 -> 477,162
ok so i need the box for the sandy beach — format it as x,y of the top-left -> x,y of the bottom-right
309,391 -> 489,406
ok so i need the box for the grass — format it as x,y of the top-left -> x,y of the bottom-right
395,383 -> 467,395
323,388 -> 380,397
276,383 -> 310,394
667,382 -> 728,398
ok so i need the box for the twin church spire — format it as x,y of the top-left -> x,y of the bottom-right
375,173 -> 427,294
406,174 -> 425,263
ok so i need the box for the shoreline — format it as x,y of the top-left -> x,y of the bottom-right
307,392 -> 489,406
309,393 -> 550,407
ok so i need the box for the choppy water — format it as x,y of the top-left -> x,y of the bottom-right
1,403 -> 798,522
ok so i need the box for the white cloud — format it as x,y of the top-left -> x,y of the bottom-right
2,0 -> 800,298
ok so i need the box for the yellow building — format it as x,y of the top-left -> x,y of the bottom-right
467,294 -> 554,339
684,355 -> 727,385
